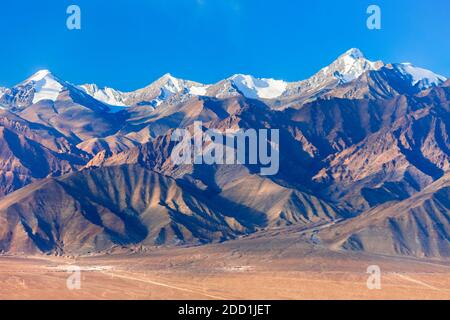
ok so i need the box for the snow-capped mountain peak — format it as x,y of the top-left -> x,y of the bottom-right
229,74 -> 287,99
26,69 -> 54,82
283,48 -> 384,99
326,48 -> 384,83
3,49 -> 446,113
342,48 -> 364,60
23,69 -> 65,104
78,73 -> 211,110
394,63 -> 446,89
79,83 -> 127,107
157,73 -> 184,97
0,87 -> 6,99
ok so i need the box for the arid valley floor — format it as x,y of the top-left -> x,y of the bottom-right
1,229 -> 449,300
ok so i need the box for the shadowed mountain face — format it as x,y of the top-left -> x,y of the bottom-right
310,85 -> 450,211
0,165 -> 244,254
16,89 -> 123,143
0,164 -> 341,254
0,110 -> 88,198
95,83 -> 450,213
318,173 -> 450,258
0,49 -> 448,258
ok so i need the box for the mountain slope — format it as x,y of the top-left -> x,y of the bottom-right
79,83 -> 128,107
1,70 -> 125,142
318,173 -> 450,258
90,79 -> 450,214
72,48 -> 447,115
312,83 -> 450,211
122,73 -> 207,108
0,109 -> 87,198
0,165 -> 257,254
86,125 -> 345,228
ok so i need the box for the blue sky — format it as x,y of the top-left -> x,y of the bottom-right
0,0 -> 448,91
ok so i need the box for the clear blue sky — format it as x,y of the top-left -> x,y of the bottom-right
0,0 -> 448,91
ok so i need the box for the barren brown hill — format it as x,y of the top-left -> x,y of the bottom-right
17,89 -> 123,142
0,164 -> 266,254
0,111 -> 87,198
313,84 -> 450,211
92,82 -> 450,215
318,173 -> 450,258
0,162 -> 348,255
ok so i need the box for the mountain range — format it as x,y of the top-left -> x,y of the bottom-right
0,48 -> 448,259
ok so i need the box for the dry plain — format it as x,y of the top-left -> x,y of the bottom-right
0,229 -> 449,300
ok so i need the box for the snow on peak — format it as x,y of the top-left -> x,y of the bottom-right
160,73 -> 209,97
343,48 -> 365,60
26,69 -> 53,82
145,74 -> 184,106
79,83 -> 127,107
189,85 -> 208,96
230,74 -> 287,99
24,70 -> 64,104
0,87 -> 6,99
160,74 -> 183,95
331,48 -> 384,83
282,48 -> 384,98
149,73 -> 209,104
395,63 -> 446,89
